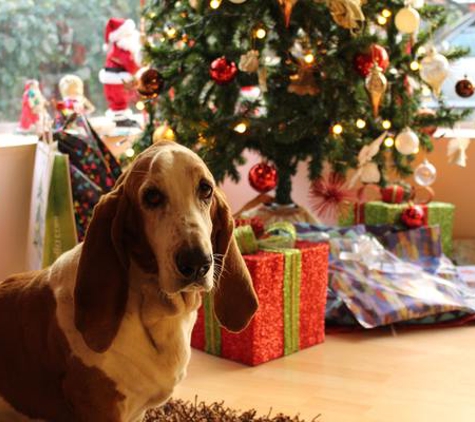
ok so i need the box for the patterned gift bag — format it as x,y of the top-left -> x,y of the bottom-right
54,114 -> 122,239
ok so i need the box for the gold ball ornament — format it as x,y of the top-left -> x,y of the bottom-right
228,0 -> 247,3
153,125 -> 176,143
420,48 -> 450,97
395,127 -> 420,155
395,6 -> 420,34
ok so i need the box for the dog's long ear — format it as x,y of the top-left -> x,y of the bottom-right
211,189 -> 258,332
74,186 -> 130,353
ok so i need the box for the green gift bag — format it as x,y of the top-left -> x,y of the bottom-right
42,152 -> 78,267
27,141 -> 77,270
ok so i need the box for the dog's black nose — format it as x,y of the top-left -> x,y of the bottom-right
176,247 -> 212,281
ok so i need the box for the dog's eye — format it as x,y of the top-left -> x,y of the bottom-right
198,181 -> 213,200
143,188 -> 164,208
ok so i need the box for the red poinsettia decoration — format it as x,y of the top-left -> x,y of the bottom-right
309,172 -> 357,222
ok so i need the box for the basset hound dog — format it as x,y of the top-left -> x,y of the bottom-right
0,141 -> 258,421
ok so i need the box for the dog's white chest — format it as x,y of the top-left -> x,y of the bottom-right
111,308 -> 198,422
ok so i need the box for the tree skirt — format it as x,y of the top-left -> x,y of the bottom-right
144,398 -> 320,421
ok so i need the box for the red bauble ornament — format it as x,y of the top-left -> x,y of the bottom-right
416,108 -> 438,136
455,77 -> 474,98
401,204 -> 425,228
354,44 -> 390,78
210,57 -> 238,85
138,68 -> 164,98
248,163 -> 278,193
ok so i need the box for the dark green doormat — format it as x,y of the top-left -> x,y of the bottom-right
144,398 -> 321,421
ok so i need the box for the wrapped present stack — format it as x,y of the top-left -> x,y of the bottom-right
340,183 -> 455,256
191,221 -> 329,366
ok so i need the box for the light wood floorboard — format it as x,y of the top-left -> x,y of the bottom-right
175,326 -> 475,421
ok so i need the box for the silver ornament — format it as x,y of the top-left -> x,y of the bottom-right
395,127 -> 420,155
414,159 -> 437,187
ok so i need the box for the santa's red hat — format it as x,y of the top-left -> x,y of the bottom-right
104,18 -> 136,44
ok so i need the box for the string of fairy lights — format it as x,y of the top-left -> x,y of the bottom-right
134,0 -> 472,166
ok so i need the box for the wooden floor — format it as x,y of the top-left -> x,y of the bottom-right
175,326 -> 475,422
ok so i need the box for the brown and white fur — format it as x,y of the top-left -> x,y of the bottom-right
0,142 -> 258,422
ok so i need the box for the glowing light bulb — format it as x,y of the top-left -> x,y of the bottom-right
136,101 -> 145,111
165,26 -> 177,39
255,28 -> 267,39
410,61 -> 420,71
413,147 -> 420,154
210,0 -> 222,9
382,9 -> 392,18
382,120 -> 392,130
125,148 -> 135,158
332,124 -> 343,135
384,137 -> 395,147
377,15 -> 388,25
304,53 -> 315,64
356,119 -> 366,129
234,122 -> 248,134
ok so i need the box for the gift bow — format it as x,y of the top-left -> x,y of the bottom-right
234,222 -> 297,254
321,0 -> 366,33
447,138 -> 470,167
349,132 -> 387,188
339,235 -> 386,270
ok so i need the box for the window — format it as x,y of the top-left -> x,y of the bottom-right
445,23 -> 475,57
0,0 -> 139,123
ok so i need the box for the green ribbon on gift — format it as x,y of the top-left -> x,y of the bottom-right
260,223 -> 301,354
234,221 -> 301,355
234,221 -> 297,254
279,248 -> 302,355
203,293 -> 221,356
234,226 -> 259,254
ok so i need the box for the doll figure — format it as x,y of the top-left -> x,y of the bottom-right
58,74 -> 96,115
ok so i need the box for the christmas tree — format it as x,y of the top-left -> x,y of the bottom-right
141,0 -> 469,205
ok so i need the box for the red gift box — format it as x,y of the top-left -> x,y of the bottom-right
191,241 -> 329,366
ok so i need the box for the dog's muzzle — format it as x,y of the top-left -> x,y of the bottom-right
175,246 -> 212,286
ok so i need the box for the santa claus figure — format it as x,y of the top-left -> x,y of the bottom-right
99,18 -> 142,125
